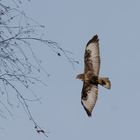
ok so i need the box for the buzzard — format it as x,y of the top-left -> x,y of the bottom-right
76,35 -> 111,117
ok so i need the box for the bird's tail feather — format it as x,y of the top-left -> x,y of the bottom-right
98,77 -> 111,89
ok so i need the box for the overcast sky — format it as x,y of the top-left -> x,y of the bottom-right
0,0 -> 140,140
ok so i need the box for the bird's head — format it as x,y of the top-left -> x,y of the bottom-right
76,74 -> 84,81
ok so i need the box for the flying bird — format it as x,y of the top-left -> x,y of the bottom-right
76,35 -> 111,117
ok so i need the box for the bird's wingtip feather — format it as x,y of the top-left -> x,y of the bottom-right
86,34 -> 99,46
81,100 -> 92,117
92,34 -> 99,42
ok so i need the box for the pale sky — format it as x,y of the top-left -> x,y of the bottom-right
0,0 -> 140,140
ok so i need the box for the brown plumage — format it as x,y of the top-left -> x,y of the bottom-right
76,35 -> 111,117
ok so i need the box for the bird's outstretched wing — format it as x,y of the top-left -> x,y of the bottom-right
79,35 -> 110,116
81,35 -> 100,116
81,82 -> 98,116
84,35 -> 100,76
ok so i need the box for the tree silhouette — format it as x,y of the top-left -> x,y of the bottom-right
0,0 -> 78,137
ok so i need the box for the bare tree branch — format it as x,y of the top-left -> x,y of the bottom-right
0,0 -> 78,138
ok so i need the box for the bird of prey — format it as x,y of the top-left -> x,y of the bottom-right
76,35 -> 111,117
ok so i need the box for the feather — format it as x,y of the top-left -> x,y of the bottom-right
76,34 -> 111,116
81,83 -> 98,116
